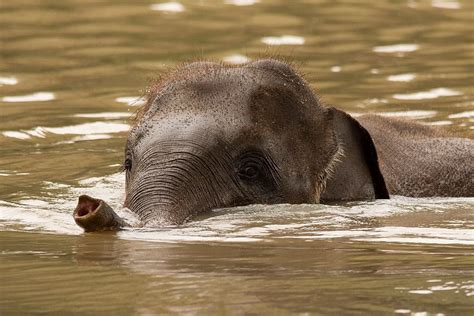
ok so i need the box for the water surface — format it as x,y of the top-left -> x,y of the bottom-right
1,0 -> 473,314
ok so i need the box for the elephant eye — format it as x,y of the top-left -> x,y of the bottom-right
236,151 -> 267,181
236,150 -> 281,192
124,158 -> 132,171
238,163 -> 261,180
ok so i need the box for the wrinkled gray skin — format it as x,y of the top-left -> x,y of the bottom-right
73,59 -> 474,232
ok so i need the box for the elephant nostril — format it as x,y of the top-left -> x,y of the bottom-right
76,208 -> 90,217
75,195 -> 100,218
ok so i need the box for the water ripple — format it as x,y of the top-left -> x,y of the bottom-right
431,0 -> 461,10
448,111 -> 474,119
223,54 -> 250,64
42,122 -> 129,135
261,35 -> 305,46
393,88 -> 461,100
115,96 -> 146,106
150,2 -> 185,13
225,0 -> 259,6
387,74 -> 416,82
1,131 -> 32,140
375,110 -> 437,119
0,76 -> 18,86
2,122 -> 129,140
1,92 -> 55,102
373,44 -> 419,53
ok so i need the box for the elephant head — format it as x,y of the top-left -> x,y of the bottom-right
73,59 -> 388,231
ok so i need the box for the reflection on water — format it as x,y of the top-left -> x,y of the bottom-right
0,76 -> 18,86
387,73 -> 416,82
261,35 -> 305,45
2,91 -> 55,102
115,96 -> 146,106
2,121 -> 129,141
222,54 -> 250,64
393,87 -> 462,100
1,0 -> 473,314
431,0 -> 462,10
448,111 -> 474,119
1,228 -> 474,315
225,0 -> 260,6
150,2 -> 186,13
373,44 -> 419,53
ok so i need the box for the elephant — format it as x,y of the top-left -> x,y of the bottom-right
73,59 -> 474,232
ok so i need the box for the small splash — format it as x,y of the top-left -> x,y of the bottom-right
74,112 -> 131,119
2,179 -> 473,246
330,66 -> 342,73
150,2 -> 185,12
0,172 -> 130,234
387,73 -> 416,82
431,0 -> 461,9
376,110 -> 437,119
1,92 -> 55,103
223,54 -> 250,64
373,44 -> 419,53
0,200 -> 81,234
0,76 -> 18,86
393,88 -> 461,100
225,0 -> 259,5
25,127 -> 46,138
261,35 -> 305,46
115,96 -> 146,106
448,111 -> 474,119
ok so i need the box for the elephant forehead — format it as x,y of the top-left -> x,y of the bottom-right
129,110 -> 254,153
152,69 -> 255,112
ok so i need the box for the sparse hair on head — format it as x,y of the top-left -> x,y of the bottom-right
132,56 -> 315,126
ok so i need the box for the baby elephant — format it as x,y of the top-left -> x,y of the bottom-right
73,59 -> 473,232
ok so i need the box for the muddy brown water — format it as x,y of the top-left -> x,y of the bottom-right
1,0 -> 473,315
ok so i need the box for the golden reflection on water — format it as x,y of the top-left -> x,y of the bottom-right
1,231 -> 474,315
1,0 -> 474,314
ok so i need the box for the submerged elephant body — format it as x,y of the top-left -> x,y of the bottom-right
73,59 -> 474,231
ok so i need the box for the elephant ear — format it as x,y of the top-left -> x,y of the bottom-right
321,108 -> 389,201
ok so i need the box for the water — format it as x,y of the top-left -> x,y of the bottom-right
1,0 -> 473,314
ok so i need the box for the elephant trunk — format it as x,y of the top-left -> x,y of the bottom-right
73,195 -> 129,232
